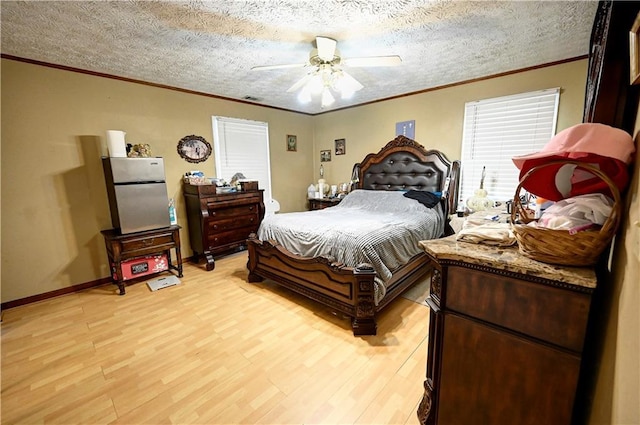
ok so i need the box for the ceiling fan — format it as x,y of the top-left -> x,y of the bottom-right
251,36 -> 402,107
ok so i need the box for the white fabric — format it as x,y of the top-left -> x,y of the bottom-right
457,221 -> 516,247
535,193 -> 613,231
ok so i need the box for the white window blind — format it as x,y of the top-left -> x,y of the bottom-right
459,88 -> 560,205
212,116 -> 272,202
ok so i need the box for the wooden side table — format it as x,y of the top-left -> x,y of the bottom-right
101,225 -> 183,295
308,197 -> 342,210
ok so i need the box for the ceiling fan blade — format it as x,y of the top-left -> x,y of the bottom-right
337,70 -> 364,92
343,55 -> 402,67
316,36 -> 337,61
286,74 -> 313,93
251,63 -> 306,71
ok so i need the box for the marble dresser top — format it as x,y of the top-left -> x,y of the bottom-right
419,235 -> 597,289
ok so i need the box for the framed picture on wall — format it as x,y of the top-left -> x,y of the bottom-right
177,135 -> 212,163
320,150 -> 331,162
287,134 -> 297,151
335,138 -> 346,155
395,120 -> 415,139
629,12 -> 640,84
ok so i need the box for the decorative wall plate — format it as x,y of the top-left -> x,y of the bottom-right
177,135 -> 212,163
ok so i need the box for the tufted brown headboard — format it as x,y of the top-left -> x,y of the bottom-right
353,135 -> 460,217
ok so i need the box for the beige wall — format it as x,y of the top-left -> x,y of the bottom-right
1,59 -> 314,302
312,60 -> 588,187
1,59 -> 589,304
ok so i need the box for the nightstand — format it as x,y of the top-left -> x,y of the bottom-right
101,225 -> 183,295
308,197 -> 342,210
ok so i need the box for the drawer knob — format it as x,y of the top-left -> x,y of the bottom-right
144,238 -> 155,246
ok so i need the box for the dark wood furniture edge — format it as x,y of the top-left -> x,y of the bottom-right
423,254 -> 596,295
246,234 -> 433,336
576,3 -> 640,424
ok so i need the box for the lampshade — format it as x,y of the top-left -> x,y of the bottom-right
321,87 -> 335,107
289,64 -> 363,107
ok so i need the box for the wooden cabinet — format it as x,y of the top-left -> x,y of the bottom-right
101,225 -> 183,295
417,236 -> 596,425
183,184 -> 264,271
308,197 -> 341,210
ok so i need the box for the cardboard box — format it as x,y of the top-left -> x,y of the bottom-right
113,254 -> 168,280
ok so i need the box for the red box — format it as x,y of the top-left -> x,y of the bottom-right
113,254 -> 168,281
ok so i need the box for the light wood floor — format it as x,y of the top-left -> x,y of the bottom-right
1,252 -> 431,424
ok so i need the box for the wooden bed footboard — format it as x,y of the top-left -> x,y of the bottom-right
246,136 -> 455,336
247,233 -> 433,336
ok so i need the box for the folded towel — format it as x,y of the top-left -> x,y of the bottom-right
457,222 -> 516,247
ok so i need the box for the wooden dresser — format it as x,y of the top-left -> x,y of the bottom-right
183,184 -> 265,271
417,236 -> 596,425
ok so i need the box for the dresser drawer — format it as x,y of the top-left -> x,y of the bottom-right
445,266 -> 591,352
119,232 -> 175,254
206,227 -> 255,250
207,215 -> 258,233
207,203 -> 259,220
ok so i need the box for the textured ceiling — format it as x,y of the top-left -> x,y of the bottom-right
1,1 -> 598,115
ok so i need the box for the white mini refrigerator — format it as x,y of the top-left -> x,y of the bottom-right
102,157 -> 171,234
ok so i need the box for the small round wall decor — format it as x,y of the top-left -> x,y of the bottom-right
177,135 -> 212,163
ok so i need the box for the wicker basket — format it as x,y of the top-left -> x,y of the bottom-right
510,160 -> 622,266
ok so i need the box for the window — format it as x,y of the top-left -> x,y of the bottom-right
459,88 -> 560,204
211,116 -> 272,202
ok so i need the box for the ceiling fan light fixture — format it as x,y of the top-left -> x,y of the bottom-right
297,86 -> 312,103
340,88 -> 355,100
308,73 -> 324,95
333,70 -> 363,95
316,36 -> 337,62
321,87 -> 335,108
259,35 -> 401,107
255,35 -> 402,108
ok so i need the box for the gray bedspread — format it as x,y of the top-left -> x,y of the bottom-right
257,190 -> 444,303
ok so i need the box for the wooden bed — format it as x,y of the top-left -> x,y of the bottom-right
247,136 -> 460,335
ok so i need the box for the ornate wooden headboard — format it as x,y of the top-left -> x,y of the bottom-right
352,135 -> 460,216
